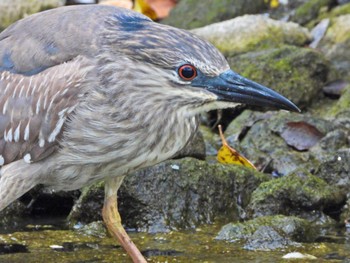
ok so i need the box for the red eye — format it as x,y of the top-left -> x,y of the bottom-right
178,64 -> 197,81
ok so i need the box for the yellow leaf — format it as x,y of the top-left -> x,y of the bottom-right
217,125 -> 257,170
134,0 -> 158,20
270,0 -> 279,8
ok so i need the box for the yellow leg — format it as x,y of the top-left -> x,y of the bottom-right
102,176 -> 147,263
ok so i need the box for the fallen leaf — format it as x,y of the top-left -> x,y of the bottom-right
134,0 -> 157,20
217,125 -> 257,170
280,122 -> 324,151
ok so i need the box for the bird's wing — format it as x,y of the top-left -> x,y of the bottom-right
0,58 -> 90,165
0,5 -> 118,75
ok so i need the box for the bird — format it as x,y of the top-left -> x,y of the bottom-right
0,5 -> 300,262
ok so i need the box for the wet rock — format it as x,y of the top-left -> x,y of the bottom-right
0,187 -> 77,231
77,221 -> 107,238
340,193 -> 350,224
161,0 -> 267,30
0,201 -> 29,231
69,158 -> 269,232
291,0 -> 334,25
191,15 -> 311,57
247,168 -> 346,221
0,0 -> 65,31
216,215 -> 319,250
227,46 -> 330,108
244,226 -> 300,251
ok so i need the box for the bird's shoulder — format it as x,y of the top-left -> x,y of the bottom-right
0,57 -> 91,165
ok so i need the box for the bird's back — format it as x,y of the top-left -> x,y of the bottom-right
0,5 -> 141,75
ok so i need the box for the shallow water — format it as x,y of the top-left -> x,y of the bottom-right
0,219 -> 350,263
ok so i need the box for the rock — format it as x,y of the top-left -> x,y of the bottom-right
227,46 -> 330,108
191,15 -> 311,56
340,192 -> 350,224
68,158 -> 269,232
319,15 -> 350,80
316,2 -> 350,21
291,0 -> 334,25
76,221 -> 107,238
161,0 -> 267,30
0,186 -> 77,231
315,149 -> 350,187
246,168 -> 346,220
174,129 -> 206,160
225,110 -> 336,175
282,252 -> 318,260
0,0 -> 65,31
327,84 -> 350,117
198,125 -> 221,157
216,215 -> 319,250
244,226 -> 300,251
0,201 -> 29,231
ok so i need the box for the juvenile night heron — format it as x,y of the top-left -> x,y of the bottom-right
0,5 -> 299,262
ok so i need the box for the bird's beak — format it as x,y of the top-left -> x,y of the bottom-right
192,70 -> 300,112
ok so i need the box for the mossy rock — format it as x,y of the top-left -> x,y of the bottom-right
327,84 -> 350,117
192,15 -> 310,57
318,15 -> 350,80
227,46 -> 330,108
0,0 -> 64,31
247,168 -> 345,218
316,2 -> 350,22
216,215 -> 320,250
291,0 -> 334,25
69,158 -> 269,232
315,149 -> 350,188
161,0 -> 267,30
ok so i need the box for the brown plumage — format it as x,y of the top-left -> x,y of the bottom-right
0,5 -> 299,262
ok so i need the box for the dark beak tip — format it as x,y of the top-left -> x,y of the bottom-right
284,101 -> 301,113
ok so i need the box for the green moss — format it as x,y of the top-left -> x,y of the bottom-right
228,46 -> 329,108
251,169 -> 334,206
327,84 -> 350,117
318,2 -> 350,21
292,0 -> 333,25
217,215 -> 318,242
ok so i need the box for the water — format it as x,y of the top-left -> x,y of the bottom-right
0,218 -> 350,262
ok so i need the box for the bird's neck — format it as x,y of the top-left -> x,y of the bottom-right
60,81 -> 199,172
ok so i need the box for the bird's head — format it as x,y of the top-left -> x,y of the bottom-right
99,9 -> 300,114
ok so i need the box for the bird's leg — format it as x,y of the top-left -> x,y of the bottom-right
102,176 -> 147,263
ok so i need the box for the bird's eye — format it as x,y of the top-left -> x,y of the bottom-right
178,64 -> 197,81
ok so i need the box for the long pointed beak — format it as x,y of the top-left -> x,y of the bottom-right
192,70 -> 300,112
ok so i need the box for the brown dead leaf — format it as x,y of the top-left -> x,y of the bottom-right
280,122 -> 324,151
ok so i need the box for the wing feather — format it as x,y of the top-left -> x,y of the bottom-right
0,58 -> 90,165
